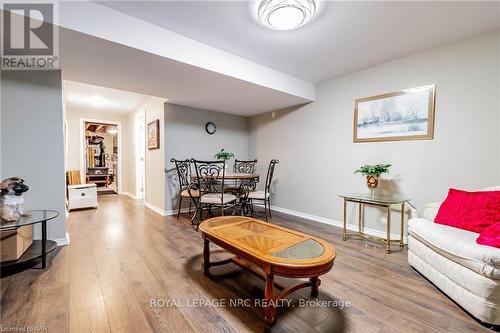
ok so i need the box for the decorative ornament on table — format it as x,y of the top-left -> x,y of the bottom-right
214,149 -> 235,173
354,164 -> 392,196
0,177 -> 31,222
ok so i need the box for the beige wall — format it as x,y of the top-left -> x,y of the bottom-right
142,97 -> 167,211
249,31 -> 500,236
164,103 -> 250,212
65,97 -> 166,210
125,108 -> 144,198
65,107 -> 134,194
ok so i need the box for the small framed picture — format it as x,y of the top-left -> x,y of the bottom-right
354,85 -> 436,142
147,119 -> 160,150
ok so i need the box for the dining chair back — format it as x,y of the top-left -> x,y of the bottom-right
191,159 -> 226,194
264,159 -> 279,199
247,159 -> 279,222
191,159 -> 236,230
170,158 -> 193,219
170,158 -> 191,189
234,159 -> 258,174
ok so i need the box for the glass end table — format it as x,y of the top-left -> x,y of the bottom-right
339,193 -> 410,254
1,210 -> 59,272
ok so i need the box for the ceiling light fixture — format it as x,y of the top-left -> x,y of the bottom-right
258,0 -> 316,31
107,127 -> 118,135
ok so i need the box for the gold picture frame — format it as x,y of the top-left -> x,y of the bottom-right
354,85 -> 436,143
147,119 -> 160,150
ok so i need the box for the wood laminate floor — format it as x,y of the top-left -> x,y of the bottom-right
0,195 -> 494,332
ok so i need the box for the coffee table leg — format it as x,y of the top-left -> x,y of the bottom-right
264,273 -> 276,325
310,277 -> 320,297
202,236 -> 210,276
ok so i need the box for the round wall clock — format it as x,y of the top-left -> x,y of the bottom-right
205,122 -> 216,135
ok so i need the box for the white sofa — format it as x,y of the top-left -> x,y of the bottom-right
408,186 -> 500,325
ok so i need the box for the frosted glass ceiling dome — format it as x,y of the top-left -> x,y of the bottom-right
258,0 -> 317,31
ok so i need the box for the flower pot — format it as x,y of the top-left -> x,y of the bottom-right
366,175 -> 379,189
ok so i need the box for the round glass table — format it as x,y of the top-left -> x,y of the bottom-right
1,210 -> 59,272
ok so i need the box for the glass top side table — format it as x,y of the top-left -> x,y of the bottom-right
339,194 -> 410,254
1,210 -> 59,271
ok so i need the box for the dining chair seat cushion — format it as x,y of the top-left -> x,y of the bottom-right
181,189 -> 201,197
200,193 -> 237,204
248,190 -> 270,200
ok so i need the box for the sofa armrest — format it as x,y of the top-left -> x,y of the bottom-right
423,202 -> 442,221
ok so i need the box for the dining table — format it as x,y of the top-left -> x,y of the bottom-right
189,172 -> 260,219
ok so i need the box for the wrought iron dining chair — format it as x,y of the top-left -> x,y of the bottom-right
225,159 -> 258,194
234,159 -> 258,174
170,158 -> 198,219
191,159 -> 237,230
248,159 -> 279,222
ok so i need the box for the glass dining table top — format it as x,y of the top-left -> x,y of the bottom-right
0,210 -> 59,230
191,173 -> 259,180
339,193 -> 410,204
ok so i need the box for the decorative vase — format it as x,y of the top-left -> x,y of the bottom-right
366,175 -> 379,196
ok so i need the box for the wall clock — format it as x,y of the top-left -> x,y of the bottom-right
205,122 -> 216,135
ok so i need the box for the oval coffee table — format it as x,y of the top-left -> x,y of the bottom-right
199,216 -> 336,325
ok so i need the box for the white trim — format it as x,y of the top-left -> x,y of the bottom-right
53,231 -> 70,246
121,192 -> 138,200
144,201 -> 191,216
268,205 -> 408,243
144,201 -> 167,216
79,118 -> 123,193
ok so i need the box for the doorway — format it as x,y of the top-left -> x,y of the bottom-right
135,112 -> 146,199
80,119 -> 122,194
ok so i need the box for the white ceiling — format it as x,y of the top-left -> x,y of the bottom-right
99,1 -> 500,83
64,80 -> 152,114
58,1 -> 313,116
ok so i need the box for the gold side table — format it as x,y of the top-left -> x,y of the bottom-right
339,193 -> 410,254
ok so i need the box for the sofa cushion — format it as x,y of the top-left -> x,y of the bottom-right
477,223 -> 500,248
434,188 -> 500,233
408,218 -> 500,279
408,242 -> 500,324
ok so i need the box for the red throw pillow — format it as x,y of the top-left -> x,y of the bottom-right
476,223 -> 500,248
434,188 -> 500,233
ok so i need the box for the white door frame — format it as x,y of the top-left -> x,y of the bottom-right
135,111 -> 146,199
79,118 -> 123,194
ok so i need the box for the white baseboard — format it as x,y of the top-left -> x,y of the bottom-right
144,201 -> 191,217
164,208 -> 191,216
144,201 -> 167,216
268,205 -> 408,243
53,231 -> 70,246
121,192 -> 138,200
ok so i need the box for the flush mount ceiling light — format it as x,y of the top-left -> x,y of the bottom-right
258,0 -> 316,31
107,127 -> 118,135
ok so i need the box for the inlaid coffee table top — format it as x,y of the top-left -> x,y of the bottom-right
199,216 -> 336,267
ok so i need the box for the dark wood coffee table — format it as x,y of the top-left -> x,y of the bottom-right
199,216 -> 336,325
